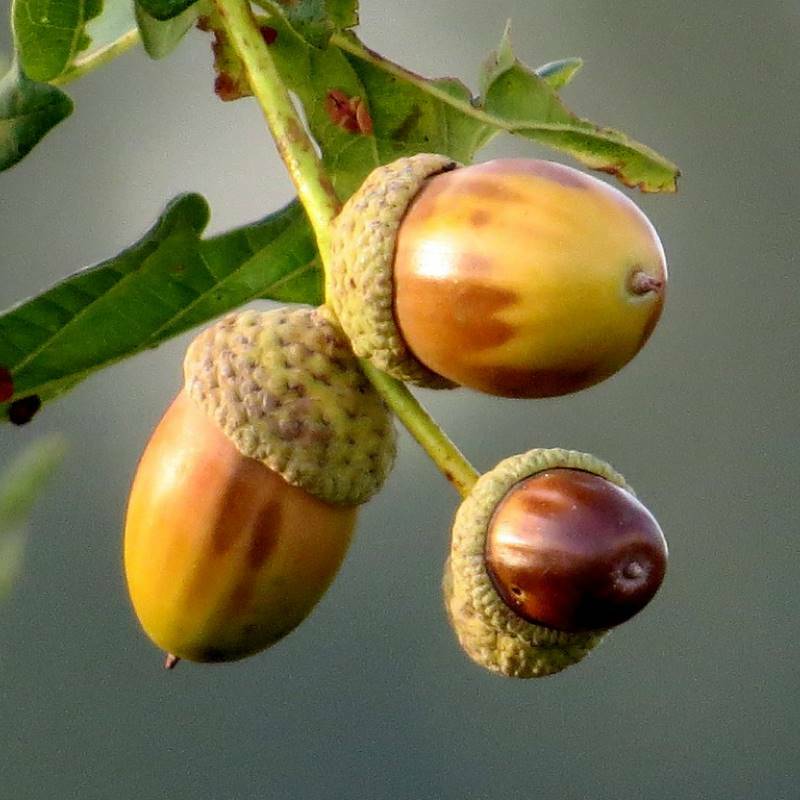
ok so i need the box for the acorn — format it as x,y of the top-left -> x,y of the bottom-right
124,306 -> 396,665
330,155 -> 667,398
444,449 -> 667,677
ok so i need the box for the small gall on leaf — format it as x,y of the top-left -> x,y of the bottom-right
260,26 -> 278,45
200,15 -> 252,101
0,367 -> 13,402
214,73 -> 245,103
8,395 -> 41,426
354,99 -> 373,135
325,90 -> 373,135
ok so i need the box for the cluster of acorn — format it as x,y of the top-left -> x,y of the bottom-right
124,155 -> 668,677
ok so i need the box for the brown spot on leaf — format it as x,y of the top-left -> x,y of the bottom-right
354,99 -> 373,135
391,106 -> 422,141
214,74 -> 240,102
593,161 -> 655,191
325,90 -> 351,129
201,19 -> 252,101
9,395 -> 41,426
0,367 -> 13,402
260,25 -> 278,45
325,90 -> 373,135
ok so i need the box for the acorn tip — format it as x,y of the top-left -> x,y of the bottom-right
163,653 -> 180,670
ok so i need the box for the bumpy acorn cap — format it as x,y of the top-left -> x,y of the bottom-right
444,448 -> 632,678
183,306 -> 396,506
329,153 -> 460,388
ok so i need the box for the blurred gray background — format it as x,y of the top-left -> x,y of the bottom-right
1,1 -> 798,798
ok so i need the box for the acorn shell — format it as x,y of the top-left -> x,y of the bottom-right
329,153 -> 460,388
124,389 -> 358,663
444,448 -> 631,677
184,306 -> 396,506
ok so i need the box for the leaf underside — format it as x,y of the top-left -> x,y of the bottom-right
0,63 -> 73,171
135,0 -> 199,23
135,2 -> 204,60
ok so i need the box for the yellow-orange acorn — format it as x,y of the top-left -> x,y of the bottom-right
125,390 -> 358,663
330,155 -> 667,398
124,307 -> 396,665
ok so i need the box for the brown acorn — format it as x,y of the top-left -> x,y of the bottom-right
444,448 -> 667,677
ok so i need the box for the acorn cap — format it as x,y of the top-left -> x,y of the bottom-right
444,448 -> 631,677
329,153 -> 460,388
184,306 -> 396,506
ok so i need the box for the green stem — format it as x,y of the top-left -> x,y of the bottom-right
52,30 -> 141,87
213,0 -> 480,498
212,0 -> 339,264
362,365 -> 480,497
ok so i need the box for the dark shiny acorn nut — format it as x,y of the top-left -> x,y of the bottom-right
443,448 -> 667,678
331,155 -> 667,398
485,468 -> 668,633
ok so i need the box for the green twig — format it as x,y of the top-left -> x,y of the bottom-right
211,0 -> 339,264
213,0 -> 480,497
361,365 -> 480,497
